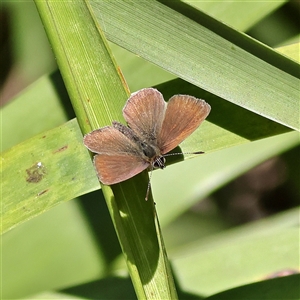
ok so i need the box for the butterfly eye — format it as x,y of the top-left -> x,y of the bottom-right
153,156 -> 166,169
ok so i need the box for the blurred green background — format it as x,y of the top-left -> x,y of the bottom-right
1,1 -> 299,299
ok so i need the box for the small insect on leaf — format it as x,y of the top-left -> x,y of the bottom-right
83,88 -> 211,200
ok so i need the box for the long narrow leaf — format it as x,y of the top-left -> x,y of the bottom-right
33,1 -> 177,298
91,0 -> 299,130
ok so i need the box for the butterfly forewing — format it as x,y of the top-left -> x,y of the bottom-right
123,88 -> 166,142
158,95 -> 211,154
84,126 -> 140,155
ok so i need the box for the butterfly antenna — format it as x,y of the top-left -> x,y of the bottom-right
163,151 -> 204,157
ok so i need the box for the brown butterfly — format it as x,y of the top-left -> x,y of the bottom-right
83,88 -> 211,199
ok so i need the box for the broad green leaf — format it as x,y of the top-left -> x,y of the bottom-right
1,74 -> 295,233
1,2 -> 299,299
90,0 -> 300,130
1,119 -> 98,233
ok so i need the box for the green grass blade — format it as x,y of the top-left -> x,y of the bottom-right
35,1 -> 126,133
277,42 -> 300,64
1,75 -> 295,234
1,2 -> 299,299
1,119 -> 99,233
90,1 -> 299,130
33,1 -> 177,298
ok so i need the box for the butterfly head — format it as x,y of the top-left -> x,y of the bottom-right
152,156 -> 166,169
137,140 -> 165,169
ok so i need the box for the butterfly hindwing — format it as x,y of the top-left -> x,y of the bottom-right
84,126 -> 149,184
94,154 -> 149,185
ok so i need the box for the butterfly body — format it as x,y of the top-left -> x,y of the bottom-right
83,88 -> 211,185
112,121 -> 165,169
